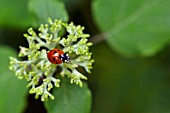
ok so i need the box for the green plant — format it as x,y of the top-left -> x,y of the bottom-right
9,18 -> 94,101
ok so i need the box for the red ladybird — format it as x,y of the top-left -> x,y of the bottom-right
47,48 -> 70,64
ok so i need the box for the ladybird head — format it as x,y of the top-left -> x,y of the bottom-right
59,53 -> 70,63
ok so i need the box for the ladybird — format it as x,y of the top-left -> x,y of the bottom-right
47,48 -> 70,64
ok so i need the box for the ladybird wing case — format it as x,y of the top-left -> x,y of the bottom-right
56,49 -> 64,55
47,48 -> 64,64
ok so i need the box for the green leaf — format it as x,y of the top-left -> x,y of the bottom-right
0,0 -> 33,28
91,42 -> 170,113
92,0 -> 170,57
45,78 -> 91,113
28,0 -> 68,26
0,45 -> 27,113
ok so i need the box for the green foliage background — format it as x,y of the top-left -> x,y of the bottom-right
0,0 -> 170,113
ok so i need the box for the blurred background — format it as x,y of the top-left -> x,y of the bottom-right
0,0 -> 170,113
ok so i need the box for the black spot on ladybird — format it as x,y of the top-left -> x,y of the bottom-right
53,57 -> 56,61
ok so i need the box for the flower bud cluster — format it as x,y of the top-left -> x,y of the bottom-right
9,18 -> 94,101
